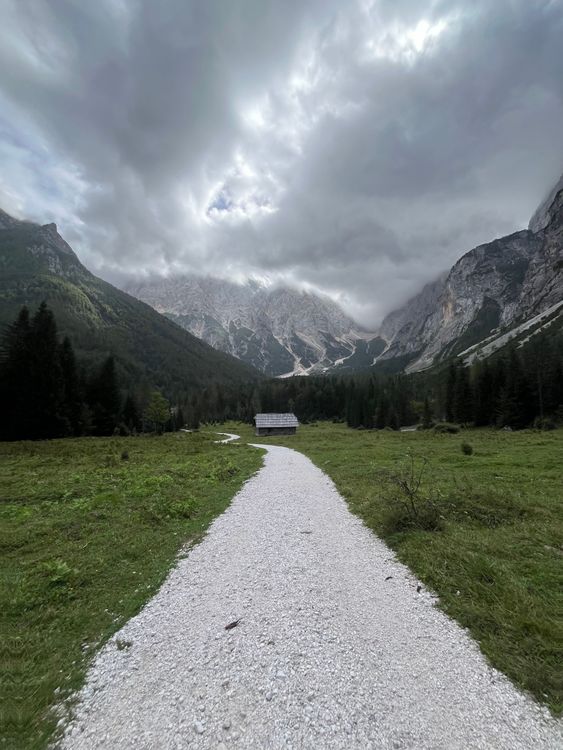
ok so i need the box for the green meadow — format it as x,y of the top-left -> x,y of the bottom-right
1,432 -> 262,749
3,423 -> 561,750
229,421 -> 563,715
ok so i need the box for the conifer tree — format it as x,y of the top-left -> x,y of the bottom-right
374,393 -> 389,429
88,356 -> 121,435
28,302 -> 67,439
473,360 -> 494,426
0,306 -> 32,440
122,394 -> 141,432
453,365 -> 474,424
175,406 -> 185,431
59,337 -> 84,436
421,396 -> 433,429
445,362 -> 457,422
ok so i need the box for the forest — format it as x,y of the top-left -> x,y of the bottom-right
0,303 -> 182,441
1,303 -> 562,441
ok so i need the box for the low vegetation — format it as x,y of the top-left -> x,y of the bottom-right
227,421 -> 563,714
1,432 -> 262,749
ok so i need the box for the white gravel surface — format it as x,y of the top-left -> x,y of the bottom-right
213,432 -> 241,444
59,442 -> 561,750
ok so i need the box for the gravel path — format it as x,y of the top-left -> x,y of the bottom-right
213,432 -> 241,444
60,442 -> 561,749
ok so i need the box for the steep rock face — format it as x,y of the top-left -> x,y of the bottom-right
126,276 -> 380,376
528,174 -> 563,232
0,208 -> 25,230
378,174 -> 563,371
521,186 -> 563,313
377,274 -> 447,361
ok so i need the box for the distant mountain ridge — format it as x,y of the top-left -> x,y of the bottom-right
0,209 -> 260,393
125,276 -> 385,376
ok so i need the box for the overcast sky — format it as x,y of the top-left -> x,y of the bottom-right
1,0 -> 562,326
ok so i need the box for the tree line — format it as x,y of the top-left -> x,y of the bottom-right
442,338 -> 563,429
180,327 -> 563,431
2,303 -> 561,441
0,303 -> 183,441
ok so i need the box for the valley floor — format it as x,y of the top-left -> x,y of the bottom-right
59,438 -> 560,749
4,425 -> 561,748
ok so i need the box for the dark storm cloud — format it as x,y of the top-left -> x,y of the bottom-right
1,0 -> 562,325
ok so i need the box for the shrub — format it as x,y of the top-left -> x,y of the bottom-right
533,417 -> 557,431
380,454 -> 444,534
382,502 -> 443,534
461,442 -> 474,455
434,422 -> 460,434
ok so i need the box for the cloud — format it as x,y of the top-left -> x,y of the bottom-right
0,0 -> 562,326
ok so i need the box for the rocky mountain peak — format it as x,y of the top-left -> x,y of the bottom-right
0,207 -> 25,230
529,172 -> 563,233
0,207 -> 83,278
125,275 -> 380,376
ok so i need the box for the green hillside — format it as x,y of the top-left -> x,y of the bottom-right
0,210 -> 261,395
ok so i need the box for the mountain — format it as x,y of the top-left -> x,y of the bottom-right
125,276 -> 385,376
0,209 -> 261,393
376,173 -> 563,372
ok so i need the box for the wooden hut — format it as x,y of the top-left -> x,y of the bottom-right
254,413 -> 299,437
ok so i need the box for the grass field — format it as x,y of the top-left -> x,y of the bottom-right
227,421 -> 563,715
1,431 -> 262,749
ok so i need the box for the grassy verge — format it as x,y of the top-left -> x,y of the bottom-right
1,431 -> 262,749
225,421 -> 562,714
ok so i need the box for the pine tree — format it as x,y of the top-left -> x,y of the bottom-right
374,393 -> 389,429
88,356 -> 121,435
421,396 -> 433,429
388,407 -> 400,431
497,347 -> 532,429
122,394 -> 141,432
0,306 -> 33,440
28,302 -> 67,439
445,362 -> 457,422
187,395 -> 201,430
175,406 -> 185,431
59,337 -> 84,436
453,365 -> 474,424
473,361 -> 494,426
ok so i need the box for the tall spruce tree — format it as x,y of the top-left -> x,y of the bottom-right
59,337 -> 84,436
28,302 -> 67,439
497,347 -> 532,429
0,306 -> 33,440
88,356 -> 121,435
421,396 -> 433,428
122,394 -> 141,432
474,360 -> 494,426
453,365 -> 474,424
445,362 -> 457,422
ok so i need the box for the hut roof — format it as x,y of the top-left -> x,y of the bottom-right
254,413 -> 299,428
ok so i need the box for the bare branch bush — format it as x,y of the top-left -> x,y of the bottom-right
381,453 -> 444,533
